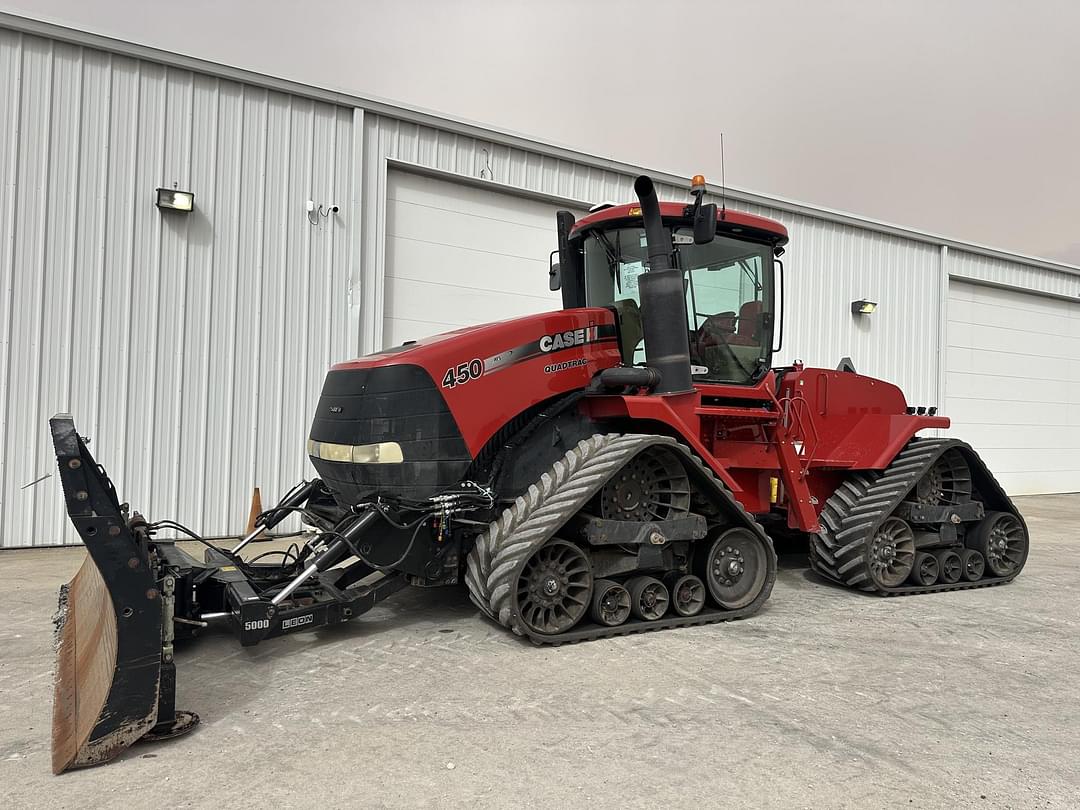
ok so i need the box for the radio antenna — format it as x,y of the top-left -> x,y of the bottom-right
720,132 -> 727,218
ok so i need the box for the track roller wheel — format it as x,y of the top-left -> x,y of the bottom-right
959,548 -> 985,581
968,512 -> 1028,578
515,539 -> 593,635
667,574 -> 706,617
590,579 -> 631,627
866,517 -> 916,588
908,551 -> 939,586
696,527 -> 770,609
933,549 -> 963,584
626,576 -> 669,621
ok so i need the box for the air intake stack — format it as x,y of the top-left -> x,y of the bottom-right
633,175 -> 694,394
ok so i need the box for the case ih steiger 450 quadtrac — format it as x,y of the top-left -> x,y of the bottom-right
49,175 -> 1029,773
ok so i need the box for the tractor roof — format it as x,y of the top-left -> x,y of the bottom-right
569,202 -> 789,246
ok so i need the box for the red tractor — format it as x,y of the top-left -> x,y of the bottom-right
49,175 -> 1028,772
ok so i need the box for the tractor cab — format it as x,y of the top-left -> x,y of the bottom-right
553,178 -> 788,387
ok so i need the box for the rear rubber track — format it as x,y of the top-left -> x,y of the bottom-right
809,437 -> 1022,594
465,432 -> 774,644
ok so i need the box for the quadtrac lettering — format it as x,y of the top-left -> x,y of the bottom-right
544,357 -> 589,374
441,358 -> 484,389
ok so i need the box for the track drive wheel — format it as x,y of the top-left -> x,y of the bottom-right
934,549 -> 963,584
908,551 -> 939,586
515,539 -> 593,635
626,576 -> 669,620
591,579 -> 631,627
696,527 -> 770,609
912,449 -> 973,506
598,447 -> 691,521
960,549 -> 985,581
667,574 -> 706,617
968,512 -> 1028,578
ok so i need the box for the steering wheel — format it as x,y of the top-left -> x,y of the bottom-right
694,311 -> 737,353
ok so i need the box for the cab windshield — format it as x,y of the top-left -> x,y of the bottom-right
582,226 -> 773,384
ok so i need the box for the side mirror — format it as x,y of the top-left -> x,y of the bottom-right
693,203 -> 717,244
548,251 -> 561,291
772,258 -> 784,352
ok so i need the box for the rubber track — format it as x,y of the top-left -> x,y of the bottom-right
525,605 -> 761,646
809,437 -> 1023,595
465,433 -> 775,644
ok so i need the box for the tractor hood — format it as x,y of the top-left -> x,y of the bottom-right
308,308 -> 621,505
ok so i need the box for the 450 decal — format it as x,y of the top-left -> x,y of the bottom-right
442,358 -> 484,389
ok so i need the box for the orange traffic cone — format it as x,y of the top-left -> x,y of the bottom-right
245,487 -> 265,538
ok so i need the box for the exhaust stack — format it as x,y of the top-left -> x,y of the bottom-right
633,175 -> 693,394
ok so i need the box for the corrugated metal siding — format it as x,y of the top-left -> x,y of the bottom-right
949,249 -> 1080,300
361,114 -> 941,404
0,30 -> 357,546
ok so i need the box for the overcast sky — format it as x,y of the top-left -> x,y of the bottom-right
7,0 -> 1078,264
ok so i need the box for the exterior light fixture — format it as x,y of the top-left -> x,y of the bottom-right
851,300 -> 877,315
155,188 -> 195,213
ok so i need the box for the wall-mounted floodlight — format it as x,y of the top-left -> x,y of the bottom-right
851,299 -> 877,315
156,188 -> 195,213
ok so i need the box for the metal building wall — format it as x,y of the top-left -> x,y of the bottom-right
0,29 -> 358,546
3,18 -> 1077,547
359,114 -> 942,405
948,249 -> 1080,300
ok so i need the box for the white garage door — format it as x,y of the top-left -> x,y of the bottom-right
383,171 -> 583,347
945,279 -> 1080,495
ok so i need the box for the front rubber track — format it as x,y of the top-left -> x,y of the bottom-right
464,433 -> 775,643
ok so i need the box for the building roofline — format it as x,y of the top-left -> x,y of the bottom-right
2,10 -> 1078,280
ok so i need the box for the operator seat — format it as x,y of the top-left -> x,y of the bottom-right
730,300 -> 762,346
611,297 -> 643,363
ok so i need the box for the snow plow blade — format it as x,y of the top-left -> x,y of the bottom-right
50,415 -> 177,774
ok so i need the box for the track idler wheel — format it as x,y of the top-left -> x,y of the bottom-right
515,539 -> 593,635
968,512 -> 1029,578
667,574 -> 706,617
590,579 -> 631,627
960,549 -> 985,581
933,549 -> 963,584
626,576 -> 669,621
696,527 -> 770,609
866,517 -> 916,588
908,551 -> 939,586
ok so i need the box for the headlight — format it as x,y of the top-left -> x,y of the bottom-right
307,439 -> 404,464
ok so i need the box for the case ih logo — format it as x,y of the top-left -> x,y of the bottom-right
539,326 -> 600,353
